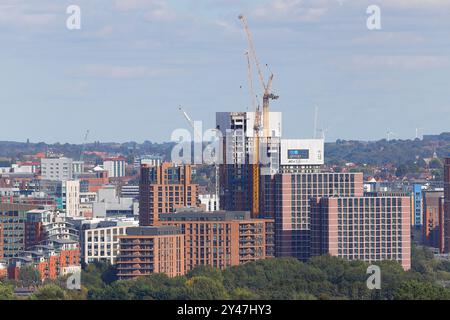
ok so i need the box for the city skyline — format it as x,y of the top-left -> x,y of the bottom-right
1,0 -> 450,144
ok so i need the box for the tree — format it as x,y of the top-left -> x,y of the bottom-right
185,276 -> 229,300
395,164 -> 408,177
89,281 -> 134,300
18,265 -> 41,287
79,253 -> 450,301
394,280 -> 450,300
82,261 -> 117,290
0,283 -> 15,300
129,273 -> 187,300
187,266 -> 223,283
229,287 -> 259,300
429,158 -> 443,169
30,284 -> 67,300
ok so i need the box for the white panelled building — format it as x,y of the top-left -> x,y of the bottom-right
81,218 -> 138,264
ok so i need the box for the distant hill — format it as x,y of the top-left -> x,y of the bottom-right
0,132 -> 449,166
325,132 -> 450,166
0,141 -> 175,163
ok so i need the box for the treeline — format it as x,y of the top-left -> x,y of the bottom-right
326,136 -> 450,166
1,133 -> 450,167
84,247 -> 450,300
0,140 -> 174,163
2,245 -> 450,300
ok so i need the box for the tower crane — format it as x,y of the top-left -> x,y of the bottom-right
314,106 -> 319,139
238,14 -> 279,138
245,50 -> 261,217
178,107 -> 220,204
238,14 -> 279,217
245,51 -> 259,119
80,129 -> 90,163
74,129 -> 89,179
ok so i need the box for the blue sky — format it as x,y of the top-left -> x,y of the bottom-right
1,0 -> 450,143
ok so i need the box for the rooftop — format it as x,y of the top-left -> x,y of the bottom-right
160,210 -> 254,222
125,225 -> 182,236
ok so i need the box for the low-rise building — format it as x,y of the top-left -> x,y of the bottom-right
159,209 -> 275,271
120,185 -> 139,199
93,186 -> 138,218
8,239 -> 80,282
25,210 -> 79,249
116,226 -> 184,280
103,157 -> 126,178
81,218 -> 138,265
40,157 -> 82,181
79,167 -> 109,193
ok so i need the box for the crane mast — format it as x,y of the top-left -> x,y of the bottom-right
80,129 -> 90,163
239,14 -> 279,217
245,51 -> 260,217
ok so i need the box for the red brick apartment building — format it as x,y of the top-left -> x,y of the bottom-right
422,190 -> 445,252
139,163 -> 199,226
116,226 -> 184,280
159,209 -> 274,271
79,169 -> 109,193
445,158 -> 450,252
261,172 -> 364,260
0,223 -> 3,260
8,239 -> 80,282
310,193 -> 411,270
24,210 -> 79,249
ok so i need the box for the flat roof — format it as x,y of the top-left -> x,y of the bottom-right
126,225 -> 182,236
159,210 -> 252,222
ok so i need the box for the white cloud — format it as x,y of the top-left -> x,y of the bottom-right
0,3 -> 58,28
251,0 -> 328,22
114,0 -> 157,11
240,0 -> 450,25
114,0 -> 176,21
378,0 -> 450,8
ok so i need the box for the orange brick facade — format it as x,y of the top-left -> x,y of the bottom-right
445,158 -> 450,253
160,211 -> 275,271
117,226 -> 184,280
311,194 -> 411,270
422,191 -> 445,252
139,163 -> 199,226
0,223 -> 3,260
8,244 -> 80,282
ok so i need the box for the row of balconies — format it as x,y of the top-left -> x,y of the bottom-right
117,256 -> 153,262
117,260 -> 153,265
122,239 -> 154,245
118,253 -> 153,258
117,266 -> 154,272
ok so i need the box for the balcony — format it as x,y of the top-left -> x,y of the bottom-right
119,246 -> 153,252
118,254 -> 153,259
118,258 -> 153,264
117,266 -> 154,272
